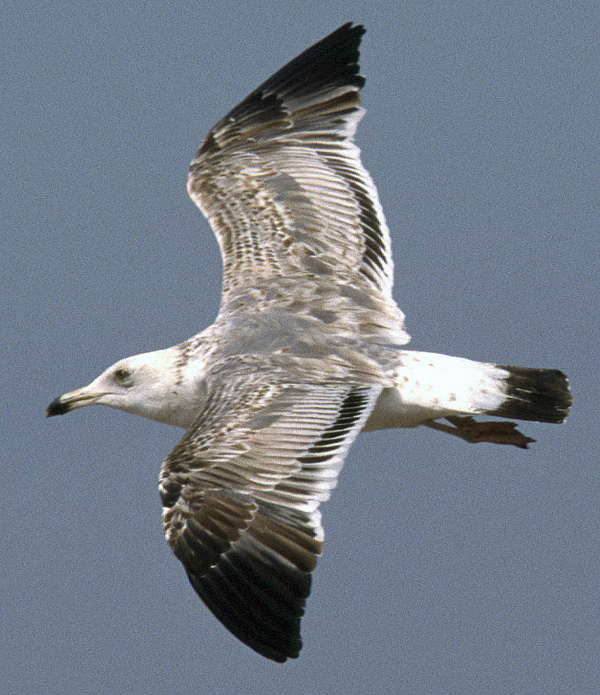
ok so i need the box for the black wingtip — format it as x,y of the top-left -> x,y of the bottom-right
266,21 -> 366,91
231,21 -> 366,115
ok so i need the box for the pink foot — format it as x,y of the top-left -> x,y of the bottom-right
425,416 -> 535,449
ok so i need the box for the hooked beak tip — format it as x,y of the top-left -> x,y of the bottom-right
47,397 -> 71,417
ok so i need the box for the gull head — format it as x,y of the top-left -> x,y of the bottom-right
47,347 -> 203,428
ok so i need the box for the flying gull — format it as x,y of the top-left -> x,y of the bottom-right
47,23 -> 572,662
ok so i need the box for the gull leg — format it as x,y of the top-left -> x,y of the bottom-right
424,416 -> 535,449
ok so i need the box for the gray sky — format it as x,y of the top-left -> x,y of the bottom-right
4,2 -> 598,694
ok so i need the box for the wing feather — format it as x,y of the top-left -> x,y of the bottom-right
160,379 -> 381,661
187,23 -> 409,344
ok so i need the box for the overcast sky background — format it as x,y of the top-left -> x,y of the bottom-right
3,2 -> 598,694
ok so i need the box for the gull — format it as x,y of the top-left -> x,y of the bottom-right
47,23 -> 572,662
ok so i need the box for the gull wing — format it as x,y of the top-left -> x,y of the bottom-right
159,376 -> 381,661
188,23 -> 409,344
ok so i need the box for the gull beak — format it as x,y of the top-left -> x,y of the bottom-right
46,384 -> 102,417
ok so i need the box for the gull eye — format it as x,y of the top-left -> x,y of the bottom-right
114,367 -> 132,385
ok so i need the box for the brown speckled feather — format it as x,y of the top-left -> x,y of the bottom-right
160,374 -> 380,661
188,23 -> 409,344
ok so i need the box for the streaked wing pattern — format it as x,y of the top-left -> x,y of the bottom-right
159,377 -> 381,661
187,23 -> 409,343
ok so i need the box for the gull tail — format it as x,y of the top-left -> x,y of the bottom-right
364,352 -> 572,447
484,365 -> 572,423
